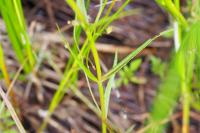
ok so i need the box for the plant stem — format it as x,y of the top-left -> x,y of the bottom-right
91,42 -> 106,133
182,82 -> 190,133
72,88 -> 123,132
173,1 -> 190,132
40,39 -> 90,131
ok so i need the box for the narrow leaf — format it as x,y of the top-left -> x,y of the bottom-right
101,29 -> 173,82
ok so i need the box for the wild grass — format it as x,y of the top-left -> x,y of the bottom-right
1,0 -> 199,133
0,0 -> 35,132
40,0 -> 172,132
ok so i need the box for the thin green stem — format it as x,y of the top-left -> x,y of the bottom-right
91,42 -> 106,133
182,82 -> 190,133
72,87 -> 122,133
40,37 -> 94,131
173,1 -> 190,132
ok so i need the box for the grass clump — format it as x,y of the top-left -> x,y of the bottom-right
0,0 -> 35,73
40,0 -> 172,132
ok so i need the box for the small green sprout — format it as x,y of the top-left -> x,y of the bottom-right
150,56 -> 167,79
116,59 -> 146,87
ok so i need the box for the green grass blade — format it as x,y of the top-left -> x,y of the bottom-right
0,0 -> 35,73
101,29 -> 173,82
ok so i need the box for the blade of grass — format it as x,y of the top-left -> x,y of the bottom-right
101,29 -> 173,82
0,0 -> 35,73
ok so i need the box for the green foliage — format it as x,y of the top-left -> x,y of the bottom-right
186,21 -> 200,111
116,58 -> 146,87
0,0 -> 35,73
191,0 -> 200,20
150,56 -> 167,78
40,0 -> 172,132
101,29 -> 172,82
147,20 -> 200,133
147,0 -> 200,132
0,100 -> 17,133
147,57 -> 181,133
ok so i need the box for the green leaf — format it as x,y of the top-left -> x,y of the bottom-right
150,56 -> 167,78
130,59 -> 142,72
